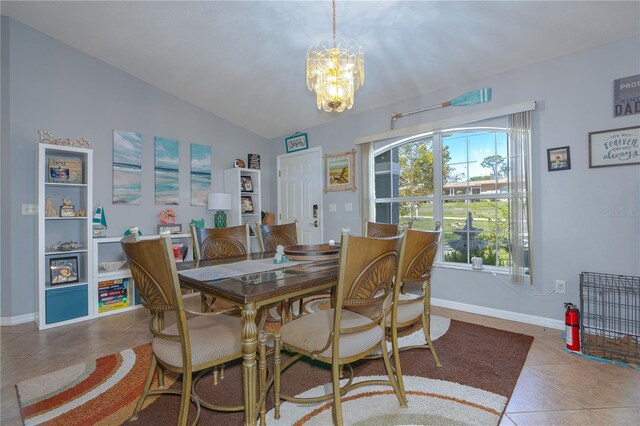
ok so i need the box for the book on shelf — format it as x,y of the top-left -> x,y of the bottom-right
98,278 -> 129,313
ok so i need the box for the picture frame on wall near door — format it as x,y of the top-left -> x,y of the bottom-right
324,149 -> 356,192
285,133 -> 308,153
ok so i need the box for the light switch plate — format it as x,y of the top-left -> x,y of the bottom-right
329,203 -> 336,212
22,204 -> 38,215
344,202 -> 353,212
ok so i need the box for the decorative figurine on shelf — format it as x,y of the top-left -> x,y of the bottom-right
60,196 -> 76,217
233,159 -> 245,168
273,245 -> 289,264
93,202 -> 108,238
158,208 -> 176,224
124,226 -> 142,237
76,208 -> 86,217
45,196 -> 58,217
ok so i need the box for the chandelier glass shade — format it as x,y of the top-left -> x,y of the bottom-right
306,1 -> 364,112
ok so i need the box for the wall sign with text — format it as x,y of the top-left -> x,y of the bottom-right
588,126 -> 639,168
614,74 -> 640,117
285,133 -> 308,153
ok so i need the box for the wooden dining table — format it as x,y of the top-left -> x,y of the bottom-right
176,252 -> 339,426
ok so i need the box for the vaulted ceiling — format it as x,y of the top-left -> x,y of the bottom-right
3,1 -> 639,139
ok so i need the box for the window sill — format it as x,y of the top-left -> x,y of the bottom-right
433,262 -> 510,276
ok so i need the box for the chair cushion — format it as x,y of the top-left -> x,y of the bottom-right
153,314 -> 242,368
280,309 -> 383,359
386,293 -> 423,326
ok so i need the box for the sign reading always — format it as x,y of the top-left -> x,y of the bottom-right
589,126 -> 639,168
614,74 -> 640,117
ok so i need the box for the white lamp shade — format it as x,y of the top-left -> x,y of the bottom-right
208,193 -> 231,211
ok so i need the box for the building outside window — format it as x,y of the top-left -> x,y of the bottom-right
374,124 -> 528,271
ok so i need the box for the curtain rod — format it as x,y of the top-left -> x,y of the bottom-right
355,100 -> 536,145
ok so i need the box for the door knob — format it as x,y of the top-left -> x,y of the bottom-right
309,220 -> 319,227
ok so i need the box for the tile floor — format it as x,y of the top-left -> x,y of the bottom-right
1,301 -> 638,425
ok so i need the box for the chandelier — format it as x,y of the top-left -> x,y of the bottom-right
306,0 -> 364,112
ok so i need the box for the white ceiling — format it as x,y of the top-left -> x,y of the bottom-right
2,1 -> 639,139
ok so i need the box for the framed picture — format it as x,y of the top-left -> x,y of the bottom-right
547,146 -> 571,171
241,196 -> 254,213
325,149 -> 357,192
50,256 -> 79,285
589,126 -> 640,168
241,175 -> 253,192
285,133 -> 308,153
48,158 -> 83,184
248,153 -> 261,170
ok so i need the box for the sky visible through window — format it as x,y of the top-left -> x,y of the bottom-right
444,130 -> 508,182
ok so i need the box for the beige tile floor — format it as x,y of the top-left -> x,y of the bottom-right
1,302 -> 638,425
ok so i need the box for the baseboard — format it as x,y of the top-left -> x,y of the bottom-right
432,298 -> 564,330
1,312 -> 36,326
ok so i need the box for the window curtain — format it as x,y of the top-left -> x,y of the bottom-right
508,111 -> 533,284
359,142 -> 374,235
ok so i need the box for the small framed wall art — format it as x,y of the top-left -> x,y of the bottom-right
547,146 -> 571,171
589,126 -> 639,168
324,149 -> 357,192
285,133 -> 308,153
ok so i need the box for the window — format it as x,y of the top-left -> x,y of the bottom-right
374,122 -> 529,272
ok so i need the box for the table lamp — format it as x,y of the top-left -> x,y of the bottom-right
208,193 -> 232,228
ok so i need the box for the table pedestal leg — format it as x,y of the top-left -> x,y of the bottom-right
242,303 -> 258,426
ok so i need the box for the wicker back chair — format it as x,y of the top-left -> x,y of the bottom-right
120,235 -> 244,425
271,231 -> 406,425
364,219 -> 413,238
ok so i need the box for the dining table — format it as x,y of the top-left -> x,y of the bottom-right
176,251 -> 339,426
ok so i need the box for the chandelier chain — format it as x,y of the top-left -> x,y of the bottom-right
332,0 -> 336,46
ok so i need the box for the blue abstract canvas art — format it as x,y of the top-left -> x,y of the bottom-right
190,144 -> 212,206
113,130 -> 142,205
155,136 -> 179,205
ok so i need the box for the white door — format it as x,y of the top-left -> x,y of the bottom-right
277,147 -> 323,244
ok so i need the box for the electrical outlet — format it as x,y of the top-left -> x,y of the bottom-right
555,280 -> 566,294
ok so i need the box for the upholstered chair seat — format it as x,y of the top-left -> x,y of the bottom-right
386,293 -> 424,326
280,308 -> 383,359
153,315 -> 243,368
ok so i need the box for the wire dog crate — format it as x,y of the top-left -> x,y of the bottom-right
579,272 -> 640,365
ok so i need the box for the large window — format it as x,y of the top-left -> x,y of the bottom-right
374,125 -> 528,271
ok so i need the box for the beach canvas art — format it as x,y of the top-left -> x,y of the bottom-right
113,130 -> 142,204
190,144 -> 212,206
155,136 -> 180,205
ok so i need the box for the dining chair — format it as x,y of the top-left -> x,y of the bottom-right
190,223 -> 250,312
270,231 -> 406,425
255,220 -> 300,253
256,220 -> 302,322
364,219 -> 413,238
121,234 -> 245,426
388,224 -> 442,401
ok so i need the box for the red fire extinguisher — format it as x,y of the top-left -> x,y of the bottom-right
564,303 -> 580,351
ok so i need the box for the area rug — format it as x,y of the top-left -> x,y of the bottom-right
17,314 -> 533,425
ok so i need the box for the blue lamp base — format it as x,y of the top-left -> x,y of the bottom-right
214,211 -> 227,228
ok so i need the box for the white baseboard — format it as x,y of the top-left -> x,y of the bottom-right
1,312 -> 36,326
432,298 -> 564,330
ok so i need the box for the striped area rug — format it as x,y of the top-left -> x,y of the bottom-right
16,309 -> 533,425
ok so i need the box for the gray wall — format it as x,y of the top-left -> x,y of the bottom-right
0,17 -> 273,318
269,36 -> 640,324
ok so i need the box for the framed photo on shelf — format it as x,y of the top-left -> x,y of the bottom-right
48,158 -> 83,184
547,146 -> 571,171
241,175 -> 254,192
241,196 -> 254,213
285,133 -> 308,153
588,126 -> 640,168
324,149 -> 357,192
50,256 -> 79,285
